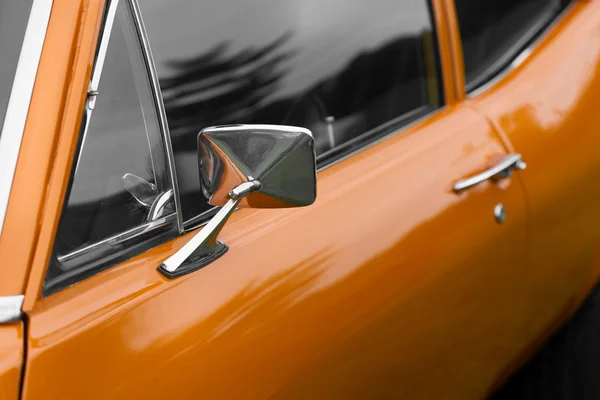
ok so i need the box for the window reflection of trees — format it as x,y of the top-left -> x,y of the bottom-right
161,31 -> 434,220
161,33 -> 297,151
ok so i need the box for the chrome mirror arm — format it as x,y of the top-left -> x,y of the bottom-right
158,123 -> 316,279
158,180 -> 260,278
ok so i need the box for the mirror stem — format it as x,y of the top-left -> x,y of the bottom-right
158,180 -> 261,278
159,197 -> 239,277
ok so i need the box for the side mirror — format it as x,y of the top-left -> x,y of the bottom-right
159,125 -> 317,278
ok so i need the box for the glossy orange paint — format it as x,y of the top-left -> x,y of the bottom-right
0,0 -> 95,394
0,324 -> 24,400
17,2 -> 533,392
466,0 -> 600,382
440,0 -> 467,102
7,1 -> 600,400
20,0 -> 105,311
444,0 -> 600,392
24,101 -> 532,399
0,0 -> 90,298
431,0 -> 460,105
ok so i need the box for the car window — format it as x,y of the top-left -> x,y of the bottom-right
45,0 -> 177,295
137,0 -> 442,224
0,0 -> 32,141
455,0 -> 573,92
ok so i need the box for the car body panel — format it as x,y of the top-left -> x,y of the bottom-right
23,101 -> 533,399
0,0 -> 92,298
0,324 -> 24,400
433,0 -> 462,106
449,0 -> 600,389
466,0 -> 600,375
16,0 -> 105,311
440,0 -> 467,103
0,0 -> 597,399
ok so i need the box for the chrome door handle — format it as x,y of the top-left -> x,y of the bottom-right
453,153 -> 527,192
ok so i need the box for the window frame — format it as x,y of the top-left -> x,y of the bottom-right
45,0 -> 447,292
44,0 -> 183,295
178,0 -> 446,232
460,0 -> 575,96
0,0 -> 53,240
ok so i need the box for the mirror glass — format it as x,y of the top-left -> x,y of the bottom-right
198,124 -> 316,208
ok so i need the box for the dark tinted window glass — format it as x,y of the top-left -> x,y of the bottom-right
0,0 -> 33,139
47,1 -> 174,287
139,0 -> 441,222
455,0 -> 572,91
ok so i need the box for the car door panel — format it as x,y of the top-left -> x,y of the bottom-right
0,324 -> 23,400
469,1 -> 600,336
23,104 -> 531,399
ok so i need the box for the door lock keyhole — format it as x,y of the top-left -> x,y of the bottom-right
494,203 -> 507,224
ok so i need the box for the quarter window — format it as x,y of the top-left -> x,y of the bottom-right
455,0 -> 573,92
45,0 -> 177,294
138,0 -> 442,224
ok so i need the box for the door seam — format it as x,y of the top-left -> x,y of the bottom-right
17,314 -> 29,400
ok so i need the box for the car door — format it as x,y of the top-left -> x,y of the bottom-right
454,0 -> 600,359
21,0 -> 532,399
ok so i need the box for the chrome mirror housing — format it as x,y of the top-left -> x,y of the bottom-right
199,125 -> 316,208
159,125 -> 316,278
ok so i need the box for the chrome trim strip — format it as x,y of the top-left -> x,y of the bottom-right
76,0 -> 120,172
130,0 -> 184,234
54,0 -> 181,270
90,0 -> 120,92
183,208 -> 217,232
0,295 -> 24,324
148,188 -> 174,221
317,105 -> 440,173
57,212 -> 177,263
0,0 -> 53,237
182,107 -> 441,233
468,3 -> 573,98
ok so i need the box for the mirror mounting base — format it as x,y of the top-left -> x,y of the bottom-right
157,180 -> 261,279
157,196 -> 239,279
157,123 -> 316,279
158,240 -> 228,279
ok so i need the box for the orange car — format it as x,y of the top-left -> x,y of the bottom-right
0,0 -> 599,398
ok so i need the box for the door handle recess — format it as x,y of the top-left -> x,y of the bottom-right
453,153 -> 527,192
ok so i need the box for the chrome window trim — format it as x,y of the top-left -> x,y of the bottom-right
57,212 -> 177,263
317,104 -> 433,164
63,0 -> 177,256
90,0 -> 120,91
76,0 -> 120,171
130,0 -> 184,234
180,2 -> 445,233
46,0 -> 182,292
182,105 -> 442,233
316,105 -> 442,172
467,2 -> 573,98
0,0 -> 53,237
46,214 -> 178,294
183,207 -> 218,233
0,295 -> 24,324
